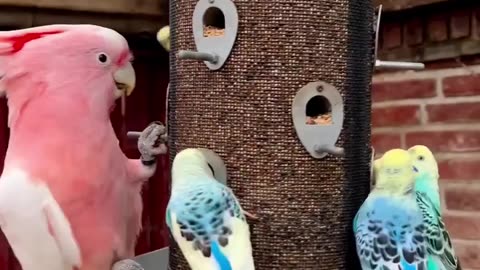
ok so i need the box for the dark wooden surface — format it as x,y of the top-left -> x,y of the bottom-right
374,0 -> 451,11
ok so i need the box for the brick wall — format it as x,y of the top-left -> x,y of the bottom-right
372,66 -> 480,269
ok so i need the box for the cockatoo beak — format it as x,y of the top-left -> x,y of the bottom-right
113,61 -> 136,98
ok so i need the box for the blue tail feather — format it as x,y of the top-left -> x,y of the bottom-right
211,241 -> 232,270
401,260 -> 421,270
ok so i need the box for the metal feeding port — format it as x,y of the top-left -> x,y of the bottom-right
176,0 -> 239,71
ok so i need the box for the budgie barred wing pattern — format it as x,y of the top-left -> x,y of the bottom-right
416,191 -> 460,270
168,183 -> 245,258
355,213 -> 428,270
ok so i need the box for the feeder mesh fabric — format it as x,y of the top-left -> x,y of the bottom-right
168,0 -> 373,268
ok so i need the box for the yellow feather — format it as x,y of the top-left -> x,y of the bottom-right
408,145 -> 439,179
157,26 -> 170,52
374,148 -> 415,194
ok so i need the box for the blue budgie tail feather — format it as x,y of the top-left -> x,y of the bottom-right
211,241 -> 232,270
401,260 -> 419,270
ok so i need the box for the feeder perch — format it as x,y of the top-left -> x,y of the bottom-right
177,0 -> 239,71
292,81 -> 345,159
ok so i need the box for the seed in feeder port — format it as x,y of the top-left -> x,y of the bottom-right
203,26 -> 225,37
306,113 -> 333,125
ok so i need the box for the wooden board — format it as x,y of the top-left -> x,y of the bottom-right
0,6 -> 167,34
374,0 -> 450,11
0,0 -> 167,16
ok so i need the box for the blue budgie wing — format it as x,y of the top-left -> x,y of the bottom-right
167,182 -> 254,270
416,191 -> 460,270
355,198 -> 428,270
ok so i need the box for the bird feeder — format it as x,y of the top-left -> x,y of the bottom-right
167,0 -> 375,269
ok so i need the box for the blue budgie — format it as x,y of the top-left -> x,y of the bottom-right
354,148 -> 427,270
408,145 -> 461,270
166,148 -> 255,270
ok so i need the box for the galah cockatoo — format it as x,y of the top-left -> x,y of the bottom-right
354,148 -> 427,270
0,24 -> 167,270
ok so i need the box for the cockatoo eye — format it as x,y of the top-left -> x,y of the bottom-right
96,53 -> 110,65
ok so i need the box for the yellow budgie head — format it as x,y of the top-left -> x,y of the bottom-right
157,25 -> 170,52
408,145 -> 439,180
375,148 -> 415,193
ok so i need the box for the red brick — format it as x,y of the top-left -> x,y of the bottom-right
453,241 -> 480,268
444,215 -> 480,240
371,133 -> 402,153
406,130 -> 480,152
450,9 -> 471,39
443,74 -> 480,97
382,22 -> 402,49
439,158 -> 480,181
373,79 -> 436,102
425,55 -> 480,70
445,186 -> 480,211
426,102 -> 480,123
404,17 -> 423,46
427,13 -> 448,42
372,105 -> 421,127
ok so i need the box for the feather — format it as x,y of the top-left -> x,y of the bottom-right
168,181 -> 254,270
0,168 -> 81,270
355,196 -> 427,270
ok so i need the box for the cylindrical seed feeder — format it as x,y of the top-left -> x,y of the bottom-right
168,0 -> 373,268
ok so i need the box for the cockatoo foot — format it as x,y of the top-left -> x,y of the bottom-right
138,121 -> 168,164
112,259 -> 144,270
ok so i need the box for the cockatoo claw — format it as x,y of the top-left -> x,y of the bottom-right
138,121 -> 168,163
112,259 -> 144,270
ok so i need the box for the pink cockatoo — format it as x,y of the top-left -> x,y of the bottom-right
0,24 -> 167,270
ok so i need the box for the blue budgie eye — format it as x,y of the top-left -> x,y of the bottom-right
417,155 -> 424,161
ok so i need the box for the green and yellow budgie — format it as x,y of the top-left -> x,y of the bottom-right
157,25 -> 170,52
408,145 -> 461,270
354,148 -> 427,270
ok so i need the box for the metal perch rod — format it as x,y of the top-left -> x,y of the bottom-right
127,131 -> 142,139
314,144 -> 345,157
375,60 -> 425,70
177,50 -> 219,64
